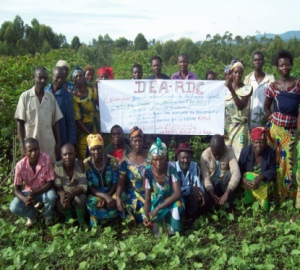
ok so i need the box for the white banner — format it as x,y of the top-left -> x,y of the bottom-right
98,80 -> 226,135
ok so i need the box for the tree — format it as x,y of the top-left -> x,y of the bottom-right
134,33 -> 148,51
71,36 -> 81,51
114,37 -> 129,50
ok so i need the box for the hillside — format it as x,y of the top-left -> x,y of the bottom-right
255,30 -> 300,41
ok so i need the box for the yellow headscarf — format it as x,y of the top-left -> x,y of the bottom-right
86,134 -> 104,149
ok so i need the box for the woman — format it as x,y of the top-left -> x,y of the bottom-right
205,70 -> 216,80
115,126 -> 148,224
225,59 -> 253,159
143,138 -> 183,237
94,67 -> 114,91
73,66 -> 100,159
84,134 -> 120,226
264,50 -> 300,202
238,127 -> 276,210
83,66 -> 95,84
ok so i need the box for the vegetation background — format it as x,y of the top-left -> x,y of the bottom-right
1,16 -> 300,269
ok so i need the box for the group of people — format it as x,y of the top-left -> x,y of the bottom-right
9,48 -> 300,236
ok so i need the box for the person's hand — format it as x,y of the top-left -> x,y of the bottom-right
253,176 -> 263,190
218,193 -> 229,206
143,215 -> 153,227
104,194 -> 115,208
243,178 -> 255,190
225,78 -> 234,92
209,190 -> 219,204
96,199 -> 106,208
149,207 -> 159,220
25,192 -> 34,207
59,191 -> 66,206
55,143 -> 61,160
63,192 -> 73,208
191,186 -> 205,206
116,197 -> 125,213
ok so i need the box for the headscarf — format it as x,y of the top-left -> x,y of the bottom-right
71,66 -> 85,80
56,60 -> 69,68
224,65 -> 230,73
87,134 -> 104,150
251,127 -> 266,141
148,137 -> 167,161
97,67 -> 114,79
129,126 -> 144,139
230,59 -> 244,71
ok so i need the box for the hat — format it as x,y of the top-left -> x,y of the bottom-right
251,127 -> 266,141
56,60 -> 69,68
86,134 -> 104,149
175,142 -> 194,156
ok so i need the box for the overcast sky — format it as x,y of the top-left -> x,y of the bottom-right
1,0 -> 299,44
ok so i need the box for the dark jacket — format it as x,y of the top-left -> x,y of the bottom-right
238,144 -> 276,183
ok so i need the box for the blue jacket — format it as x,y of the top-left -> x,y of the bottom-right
238,144 -> 276,183
45,84 -> 77,146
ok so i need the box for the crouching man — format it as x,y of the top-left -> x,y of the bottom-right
54,144 -> 87,226
10,138 -> 57,226
200,135 -> 241,210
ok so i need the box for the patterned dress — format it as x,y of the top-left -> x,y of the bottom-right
144,162 -> 184,236
73,86 -> 100,159
84,155 -> 119,227
225,85 -> 252,160
265,81 -> 300,202
119,156 -> 147,224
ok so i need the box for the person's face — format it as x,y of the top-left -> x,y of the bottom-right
277,58 -> 292,77
99,73 -> 109,80
132,67 -> 143,79
225,72 -> 231,80
130,137 -> 143,153
178,56 -> 188,71
111,127 -> 123,146
253,139 -> 266,155
73,72 -> 85,86
25,142 -> 40,164
62,66 -> 69,77
61,146 -> 75,167
34,69 -> 48,90
211,146 -> 224,161
151,59 -> 162,75
207,74 -> 215,80
177,151 -> 192,172
152,155 -> 166,171
90,145 -> 104,160
85,70 -> 94,83
231,66 -> 244,84
252,54 -> 264,70
52,70 -> 65,90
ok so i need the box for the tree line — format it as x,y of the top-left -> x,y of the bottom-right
1,15 -> 300,69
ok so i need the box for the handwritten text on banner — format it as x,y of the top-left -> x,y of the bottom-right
98,80 -> 226,135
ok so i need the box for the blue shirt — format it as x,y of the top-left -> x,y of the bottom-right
175,161 -> 205,196
45,84 -> 77,146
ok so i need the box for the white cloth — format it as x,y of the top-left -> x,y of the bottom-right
244,72 -> 275,129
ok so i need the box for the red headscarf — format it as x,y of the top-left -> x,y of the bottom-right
251,127 -> 266,141
97,67 -> 114,79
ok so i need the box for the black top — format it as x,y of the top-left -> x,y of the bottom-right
145,74 -> 170,79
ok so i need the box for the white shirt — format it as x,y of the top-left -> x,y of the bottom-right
244,71 -> 275,129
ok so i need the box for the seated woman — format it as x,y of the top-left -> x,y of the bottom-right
143,138 -> 184,237
116,126 -> 148,224
84,134 -> 120,227
238,127 -> 276,211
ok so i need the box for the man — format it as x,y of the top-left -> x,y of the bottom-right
10,138 -> 57,226
14,66 -> 63,163
244,51 -> 275,129
200,135 -> 241,208
171,54 -> 198,80
54,144 -> 87,226
131,64 -> 143,80
175,143 -> 210,219
45,67 -> 77,150
146,56 -> 170,79
103,125 -> 131,164
56,60 -> 74,93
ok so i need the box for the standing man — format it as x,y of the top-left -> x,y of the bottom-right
200,135 -> 241,210
14,66 -> 63,163
244,51 -> 275,129
131,64 -> 143,80
10,138 -> 57,226
56,60 -> 74,93
146,56 -> 170,79
171,54 -> 198,80
45,67 -> 77,150
104,125 -> 131,164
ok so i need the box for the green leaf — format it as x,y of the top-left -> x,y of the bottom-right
193,262 -> 203,268
119,241 -> 126,251
68,249 -> 74,257
291,249 -> 300,255
137,252 -> 146,261
79,261 -> 88,269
